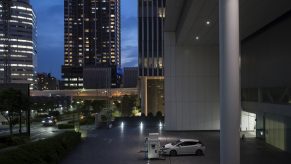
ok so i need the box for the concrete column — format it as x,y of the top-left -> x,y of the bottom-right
219,0 -> 240,164
141,77 -> 148,116
144,77 -> 148,116
258,88 -> 263,103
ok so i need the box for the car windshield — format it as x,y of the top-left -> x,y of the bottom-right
44,117 -> 52,121
171,140 -> 181,145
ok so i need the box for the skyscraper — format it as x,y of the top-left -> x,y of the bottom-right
36,73 -> 59,90
0,0 -> 37,89
62,0 -> 121,89
138,0 -> 165,115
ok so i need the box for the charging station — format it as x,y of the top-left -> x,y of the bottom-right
146,133 -> 161,159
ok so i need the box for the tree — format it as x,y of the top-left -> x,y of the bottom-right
113,100 -> 121,111
131,107 -> 141,117
156,111 -> 163,119
0,88 -> 29,136
120,95 -> 140,117
19,93 -> 29,134
148,112 -> 154,117
91,100 -> 106,113
44,100 -> 55,111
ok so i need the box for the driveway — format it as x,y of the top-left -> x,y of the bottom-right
61,126 -> 291,164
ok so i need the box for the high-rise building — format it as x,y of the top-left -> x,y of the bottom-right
123,67 -> 138,88
0,0 -> 37,89
138,0 -> 165,116
36,73 -> 59,90
62,0 -> 121,89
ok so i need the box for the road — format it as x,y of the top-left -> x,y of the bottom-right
0,123 -> 62,141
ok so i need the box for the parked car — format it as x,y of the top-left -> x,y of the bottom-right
161,139 -> 205,156
42,117 -> 56,126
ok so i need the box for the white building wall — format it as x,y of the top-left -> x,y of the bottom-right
241,111 -> 256,131
164,32 -> 220,130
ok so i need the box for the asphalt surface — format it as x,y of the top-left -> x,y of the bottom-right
61,126 -> 291,164
0,123 -> 61,141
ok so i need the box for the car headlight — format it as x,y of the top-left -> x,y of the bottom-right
42,121 -> 45,123
48,120 -> 53,123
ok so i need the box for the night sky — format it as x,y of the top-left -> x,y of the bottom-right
30,0 -> 138,79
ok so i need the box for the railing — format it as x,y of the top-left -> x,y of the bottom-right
30,88 -> 138,98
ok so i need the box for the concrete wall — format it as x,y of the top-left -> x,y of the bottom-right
243,102 -> 291,152
241,13 -> 291,88
285,115 -> 291,153
164,32 -> 220,130
123,67 -> 138,88
241,111 -> 256,131
265,114 -> 285,150
83,67 -> 111,89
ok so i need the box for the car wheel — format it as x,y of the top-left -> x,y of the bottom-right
196,149 -> 203,156
170,150 -> 177,156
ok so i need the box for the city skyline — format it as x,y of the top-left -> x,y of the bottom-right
30,0 -> 138,79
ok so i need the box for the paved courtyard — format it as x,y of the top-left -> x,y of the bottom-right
61,126 -> 291,164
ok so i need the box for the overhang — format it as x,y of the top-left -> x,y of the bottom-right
165,0 -> 291,46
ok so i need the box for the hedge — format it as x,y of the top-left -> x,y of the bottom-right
79,116 -> 95,125
57,124 -> 74,129
0,131 -> 81,164
0,134 -> 30,150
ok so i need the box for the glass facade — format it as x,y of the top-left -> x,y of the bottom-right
138,0 -> 165,77
0,0 -> 37,89
147,79 -> 164,115
138,0 -> 165,115
62,0 -> 120,89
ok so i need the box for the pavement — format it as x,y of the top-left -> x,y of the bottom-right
0,123 -> 61,141
61,126 -> 291,164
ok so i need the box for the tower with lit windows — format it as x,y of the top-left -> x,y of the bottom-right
138,0 -> 165,116
62,0 -> 121,89
0,0 -> 37,89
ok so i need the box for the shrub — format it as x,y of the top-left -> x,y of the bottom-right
141,113 -> 146,118
57,124 -> 74,129
0,143 -> 7,150
147,112 -> 154,117
0,148 -> 44,164
0,131 -> 81,164
10,136 -> 30,145
79,116 -> 95,125
156,111 -> 163,118
0,134 -> 30,149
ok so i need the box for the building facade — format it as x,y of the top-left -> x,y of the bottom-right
123,67 -> 138,88
36,73 -> 59,90
164,0 -> 291,161
138,0 -> 165,116
0,0 -> 37,89
62,0 -> 121,89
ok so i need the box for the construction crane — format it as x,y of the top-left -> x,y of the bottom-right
1,0 -> 12,83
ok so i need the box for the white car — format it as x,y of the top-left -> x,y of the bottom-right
161,139 -> 205,156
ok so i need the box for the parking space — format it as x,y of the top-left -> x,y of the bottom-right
61,126 -> 291,164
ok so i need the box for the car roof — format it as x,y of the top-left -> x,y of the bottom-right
179,139 -> 199,142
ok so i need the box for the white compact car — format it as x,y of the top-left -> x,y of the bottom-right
161,139 -> 205,156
